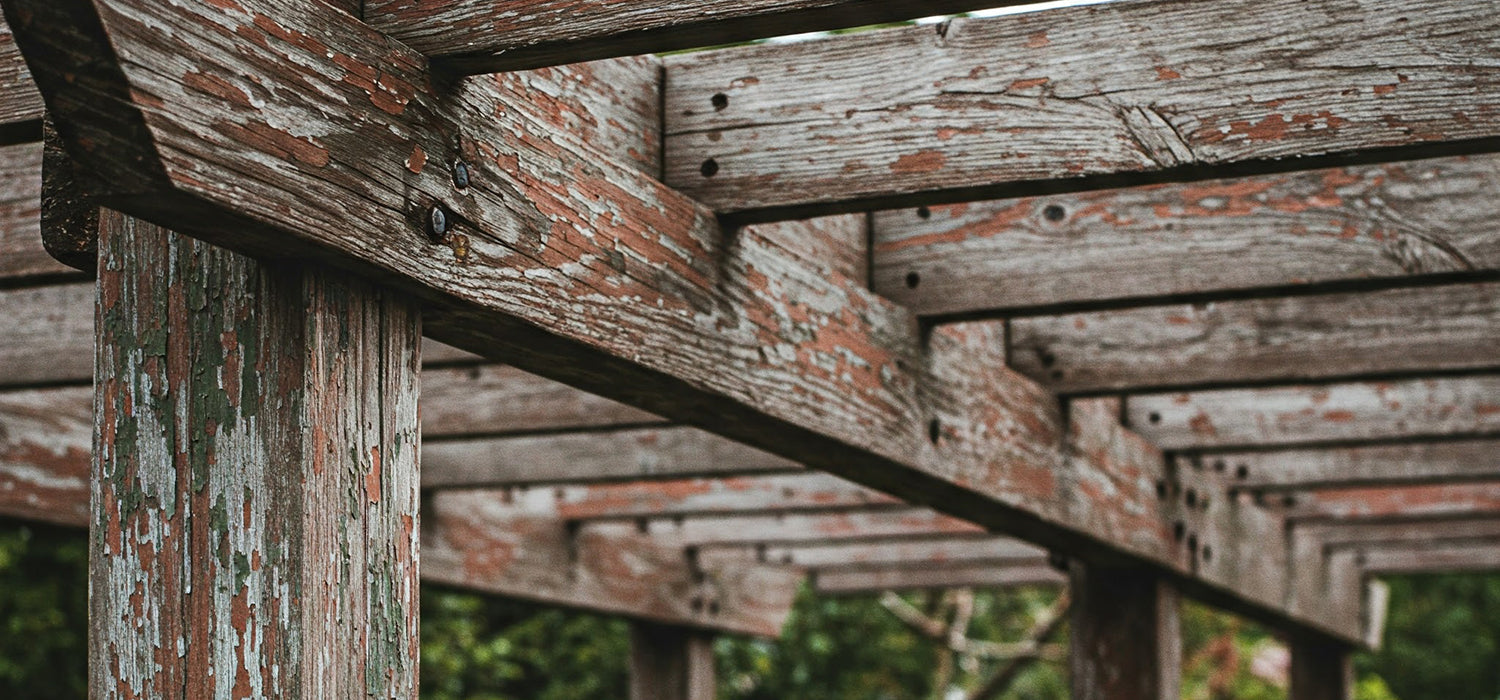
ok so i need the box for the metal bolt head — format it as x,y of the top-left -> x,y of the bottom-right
428,206 -> 449,240
452,160 -> 470,189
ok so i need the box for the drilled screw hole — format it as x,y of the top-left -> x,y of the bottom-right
905,271 -> 921,289
700,159 -> 719,177
1043,204 -> 1066,222
711,92 -> 729,110
928,419 -> 942,445
1148,411 -> 1162,424
916,206 -> 932,219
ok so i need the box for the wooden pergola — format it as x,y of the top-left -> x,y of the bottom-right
0,0 -> 1496,697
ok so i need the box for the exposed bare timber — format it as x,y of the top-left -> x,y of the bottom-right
664,0 -> 1500,218
814,561 -> 1064,594
0,14 -> 41,140
1127,376 -> 1500,450
366,0 -> 1035,74
1012,283 -> 1500,393
1195,441 -> 1500,491
874,155 -> 1500,317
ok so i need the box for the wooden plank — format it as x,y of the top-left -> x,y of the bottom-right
366,0 -> 1035,74
93,211 -> 422,698
490,473 -> 899,520
424,427 -> 800,487
1355,540 -> 1500,575
1127,376 -> 1500,450
1289,634 -> 1353,700
1278,483 -> 1500,523
1012,282 -> 1500,393
1295,518 -> 1500,549
873,154 -> 1500,317
422,363 -> 663,438
0,14 -> 43,138
663,0 -> 1500,218
425,491 -> 799,637
813,561 -> 1064,594
9,0 -> 1361,640
1069,564 -> 1181,700
629,622 -> 715,700
1195,440 -> 1500,492
0,384 -> 90,527
616,509 -> 988,546
0,283 -> 92,388
749,536 -> 1046,569
1,141 -> 77,282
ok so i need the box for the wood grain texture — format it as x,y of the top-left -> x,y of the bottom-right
1295,517 -> 1500,548
422,363 -> 664,438
749,536 -> 1045,569
1128,376 -> 1500,450
424,491 -> 799,637
367,0 -> 1032,74
0,384 -> 90,527
814,561 -> 1064,594
609,509 -> 988,546
1012,282 -> 1500,394
1069,564 -> 1181,700
1195,440 -> 1500,491
1354,540 -> 1500,575
0,141 -> 76,282
664,0 -> 1500,217
0,14 -> 43,133
491,472 -> 898,520
1278,483 -> 1500,523
629,622 -> 716,700
8,0 -> 1360,638
0,282 -> 92,388
874,155 -> 1500,316
93,211 -> 421,699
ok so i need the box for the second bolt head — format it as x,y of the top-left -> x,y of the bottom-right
428,206 -> 449,239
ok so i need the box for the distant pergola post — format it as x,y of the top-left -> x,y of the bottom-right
93,210 -> 421,697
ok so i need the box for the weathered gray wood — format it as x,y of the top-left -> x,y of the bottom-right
1197,440 -> 1500,491
8,0 -> 1362,640
629,622 -> 716,700
0,384 -> 90,527
93,211 -> 421,698
1128,376 -> 1500,450
425,491 -> 799,637
424,426 -> 800,487
663,0 -> 1500,218
1012,282 -> 1500,393
1069,563 -> 1181,700
1295,518 -> 1500,549
1355,540 -> 1500,575
1289,634 -> 1353,700
874,155 -> 1500,316
368,0 -> 1033,74
491,472 -> 898,520
814,561 -> 1064,594
0,14 -> 42,137
0,141 -> 76,281
422,363 -> 664,438
749,536 -> 1045,569
1277,482 -> 1500,522
614,509 -> 988,546
0,282 -> 92,388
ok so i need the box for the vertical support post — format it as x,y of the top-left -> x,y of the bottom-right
629,622 -> 716,700
1069,563 -> 1181,700
92,211 -> 421,698
1289,633 -> 1353,700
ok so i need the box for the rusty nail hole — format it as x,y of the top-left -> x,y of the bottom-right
1202,544 -> 1213,562
711,92 -> 729,110
708,600 -> 721,615
1187,533 -> 1198,553
1213,459 -> 1226,473
905,271 -> 921,289
1038,350 -> 1056,367
692,597 -> 706,613
635,518 -> 649,534
1185,489 -> 1197,508
1200,494 -> 1211,510
927,418 -> 942,445
1190,455 -> 1204,471
700,158 -> 719,177
1281,494 -> 1298,507
1043,204 -> 1066,222
452,160 -> 471,189
1172,521 -> 1185,542
1235,464 -> 1249,479
755,543 -> 768,563
1155,480 -> 1168,500
916,206 -> 932,219
427,205 -> 449,240
1148,411 -> 1162,424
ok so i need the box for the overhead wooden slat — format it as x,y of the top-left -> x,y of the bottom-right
422,364 -> 664,438
1011,282 -> 1500,394
365,0 -> 1034,74
748,536 -> 1046,569
0,283 -> 92,388
1127,376 -> 1500,450
1295,517 -> 1500,548
490,473 -> 899,520
1191,440 -> 1500,492
1278,483 -> 1500,523
614,509 -> 988,546
1,142 -> 75,282
814,561 -> 1064,595
1353,540 -> 1500,576
0,15 -> 43,139
663,0 -> 1500,218
874,155 -> 1500,317
9,0 -> 1363,640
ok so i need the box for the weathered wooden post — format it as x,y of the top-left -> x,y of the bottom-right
93,210 -> 420,698
1069,563 -> 1181,700
629,622 -> 716,700
1289,633 -> 1354,700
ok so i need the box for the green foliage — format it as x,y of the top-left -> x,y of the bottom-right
0,520 -> 89,699
1354,574 -> 1500,700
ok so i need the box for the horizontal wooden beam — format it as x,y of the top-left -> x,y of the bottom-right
500,473 -> 898,520
1,141 -> 75,282
425,491 -> 800,637
741,536 -> 1047,569
1127,376 -> 1500,450
1295,517 -> 1500,549
609,509 -> 988,546
365,0 -> 1033,74
8,0 -> 1362,641
1191,440 -> 1500,492
1277,483 -> 1500,523
873,154 -> 1500,317
1353,539 -> 1500,576
0,15 -> 42,141
1012,282 -> 1500,393
663,0 -> 1500,218
813,561 -> 1064,594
